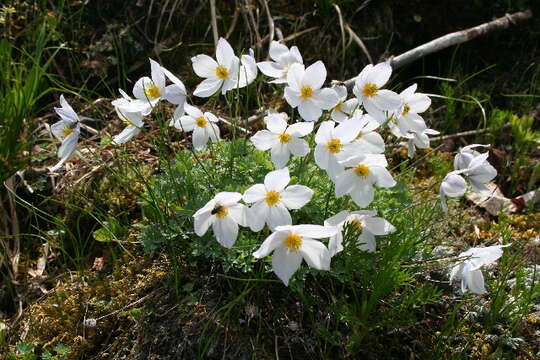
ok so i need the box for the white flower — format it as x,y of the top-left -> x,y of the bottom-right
439,171 -> 467,212
252,224 -> 338,286
335,154 -> 396,208
111,89 -> 145,145
132,59 -> 187,115
330,85 -> 358,122
353,62 -> 401,115
191,38 -> 256,97
284,61 -> 339,121
49,95 -> 81,172
392,83 -> 431,135
193,192 -> 248,248
460,151 -> 497,194
453,144 -> 490,171
171,104 -> 220,150
243,168 -> 313,231
450,245 -> 509,294
346,112 -> 385,154
250,113 -> 313,168
257,41 -> 303,84
405,127 -> 440,158
325,210 -> 395,256
314,120 -> 363,180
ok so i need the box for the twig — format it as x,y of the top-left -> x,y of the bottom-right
209,0 -> 219,46
342,9 -> 533,87
225,6 -> 240,39
345,23 -> 373,64
260,0 -> 275,55
245,0 -> 262,52
282,26 -> 318,43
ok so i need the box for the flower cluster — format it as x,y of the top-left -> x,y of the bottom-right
48,38 -> 508,290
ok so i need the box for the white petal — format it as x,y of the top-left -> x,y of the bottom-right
267,203 -> 292,230
302,60 -> 326,90
334,118 -> 362,143
272,247 -> 303,286
357,232 -> 376,252
287,138 -> 309,157
192,126 -> 210,150
363,217 -> 395,235
284,87 -> 302,107
133,76 -> 154,100
294,225 -> 338,239
207,122 -> 221,142
266,113 -> 288,134
57,131 -> 79,159
257,61 -> 284,78
335,170 -> 356,197
176,115 -> 196,132
228,203 -> 249,227
149,58 -> 166,89
371,89 -> 402,111
192,54 -> 219,78
253,230 -> 287,258
194,211 -> 213,236
286,63 -> 305,90
365,62 -> 392,88
315,121 -> 335,144
462,266 -> 486,294
216,37 -> 235,68
312,88 -> 339,110
370,166 -> 396,188
269,41 -> 289,60
112,125 -> 141,145
298,100 -> 322,122
324,210 -> 350,227
193,78 -> 223,98
441,173 -> 467,198
408,93 -> 431,113
213,216 -> 239,248
350,182 -> 375,208
248,201 -> 269,232
299,239 -> 330,270
264,167 -> 290,192
164,84 -> 186,105
243,184 -> 267,203
271,143 -> 290,169
214,192 -> 243,205
314,144 -> 330,169
251,130 -> 279,150
280,185 -> 313,209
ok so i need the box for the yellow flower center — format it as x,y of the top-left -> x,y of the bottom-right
326,138 -> 343,153
279,133 -> 292,143
362,83 -> 378,97
212,205 -> 228,218
215,65 -> 229,79
144,84 -> 161,99
402,104 -> 411,116
300,85 -> 313,99
195,116 -> 207,128
354,164 -> 370,178
265,191 -> 281,206
333,102 -> 344,111
61,126 -> 74,138
284,233 -> 302,252
347,219 -> 363,231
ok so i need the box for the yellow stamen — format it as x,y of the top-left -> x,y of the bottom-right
300,85 -> 313,99
348,219 -> 363,231
326,138 -> 343,154
354,164 -> 370,178
333,102 -> 344,111
279,133 -> 292,143
62,127 -> 74,138
362,83 -> 378,97
402,104 -> 411,116
195,116 -> 207,128
215,66 -> 229,79
284,233 -> 302,252
265,191 -> 281,206
215,206 -> 228,218
144,84 -> 161,99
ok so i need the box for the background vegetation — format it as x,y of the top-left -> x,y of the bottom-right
1,0 -> 539,358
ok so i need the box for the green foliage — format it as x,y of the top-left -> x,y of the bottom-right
0,9 -> 63,183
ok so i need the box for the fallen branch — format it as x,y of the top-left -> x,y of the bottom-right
343,9 -> 533,88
